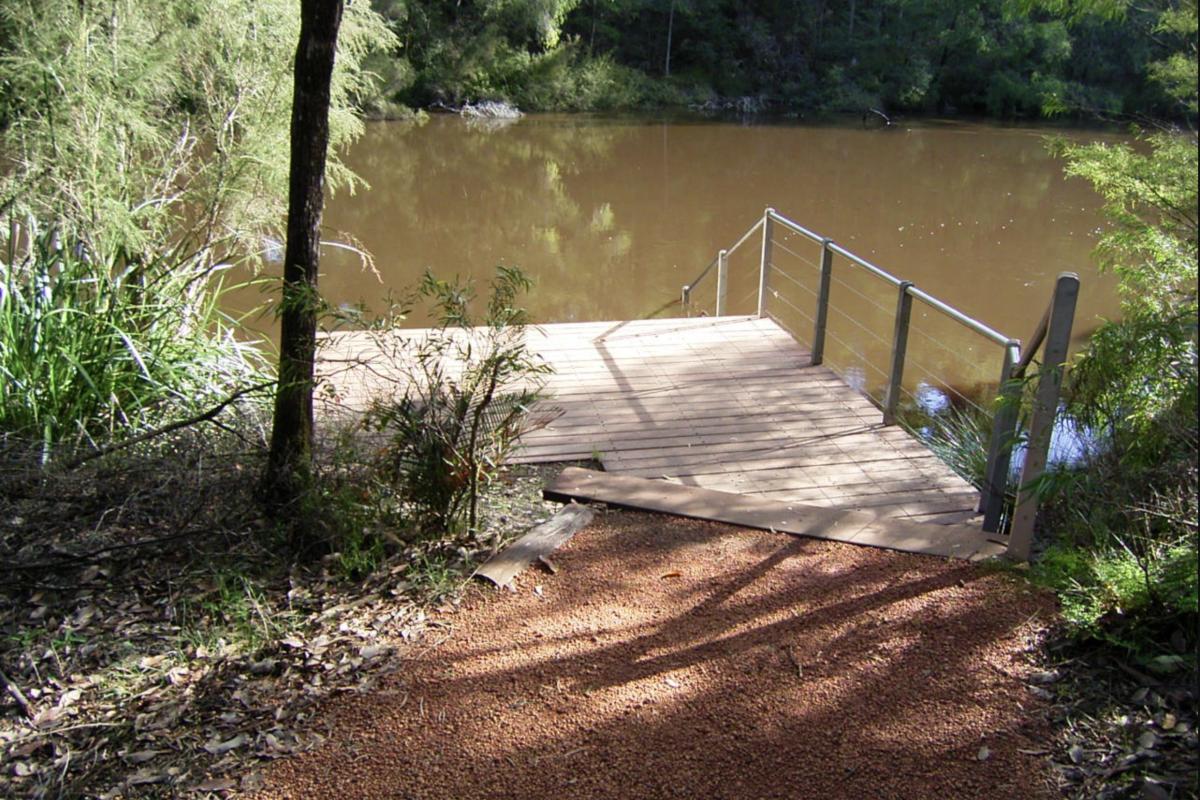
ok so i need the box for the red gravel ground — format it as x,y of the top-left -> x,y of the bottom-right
252,511 -> 1058,800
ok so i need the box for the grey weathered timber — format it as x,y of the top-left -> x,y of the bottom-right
716,249 -> 729,316
545,468 -> 1004,561
811,239 -> 834,366
318,317 -> 983,531
883,281 -> 914,425
1007,273 -> 1079,560
980,341 -> 1022,531
474,504 -> 595,587
757,208 -> 775,318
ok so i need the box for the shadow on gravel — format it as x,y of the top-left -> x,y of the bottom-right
252,510 -> 1056,800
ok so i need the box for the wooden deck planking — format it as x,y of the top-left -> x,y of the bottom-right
318,315 -> 984,528
545,468 -> 1004,560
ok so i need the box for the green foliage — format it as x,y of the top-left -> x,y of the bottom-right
1034,0 -> 1199,664
377,0 -> 1191,118
0,0 -> 395,262
1033,532 -> 1197,664
0,226 -> 263,459
1057,134 -> 1198,315
365,267 -> 552,538
0,0 -> 393,459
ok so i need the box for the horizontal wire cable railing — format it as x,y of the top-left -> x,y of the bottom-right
681,207 -> 1080,556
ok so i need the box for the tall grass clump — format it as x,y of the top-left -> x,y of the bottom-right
900,401 -> 995,490
0,224 -> 263,461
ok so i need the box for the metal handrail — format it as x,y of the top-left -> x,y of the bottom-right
766,210 -> 823,245
682,217 -> 763,297
827,242 -> 903,287
1014,303 -> 1051,378
679,206 -> 1079,559
908,287 -> 1011,347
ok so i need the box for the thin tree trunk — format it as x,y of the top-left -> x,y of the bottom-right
264,0 -> 344,520
590,0 -> 598,54
664,0 -> 675,77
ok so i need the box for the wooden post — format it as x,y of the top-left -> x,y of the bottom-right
715,249 -> 729,316
757,208 -> 775,318
1007,273 -> 1079,561
812,239 -> 833,365
980,341 -> 1022,531
882,281 -> 914,425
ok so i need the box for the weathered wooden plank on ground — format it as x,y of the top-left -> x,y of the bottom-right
473,504 -> 595,587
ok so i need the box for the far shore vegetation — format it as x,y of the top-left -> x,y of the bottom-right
0,0 -> 1195,796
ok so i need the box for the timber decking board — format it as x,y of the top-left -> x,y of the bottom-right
318,315 -> 984,529
545,468 -> 1004,561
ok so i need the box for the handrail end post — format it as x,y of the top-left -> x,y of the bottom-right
715,249 -> 729,317
757,213 -> 775,318
1006,272 -> 1080,559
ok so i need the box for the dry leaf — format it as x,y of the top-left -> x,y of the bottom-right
203,734 -> 246,756
193,777 -> 238,792
122,750 -> 162,764
32,706 -> 65,730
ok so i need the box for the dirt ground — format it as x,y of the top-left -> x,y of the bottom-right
250,510 -> 1058,800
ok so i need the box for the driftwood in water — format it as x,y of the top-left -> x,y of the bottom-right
862,108 -> 892,128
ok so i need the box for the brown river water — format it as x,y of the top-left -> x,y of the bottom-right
236,114 -> 1125,404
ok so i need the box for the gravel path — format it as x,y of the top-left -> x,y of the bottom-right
252,511 -> 1057,800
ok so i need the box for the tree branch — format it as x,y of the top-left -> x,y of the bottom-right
63,381 -> 275,470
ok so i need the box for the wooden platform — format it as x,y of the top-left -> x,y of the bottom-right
319,315 -> 987,532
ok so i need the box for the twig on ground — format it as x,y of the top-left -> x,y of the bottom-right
0,667 -> 37,719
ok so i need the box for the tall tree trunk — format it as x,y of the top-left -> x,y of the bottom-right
664,0 -> 675,77
264,0 -> 344,520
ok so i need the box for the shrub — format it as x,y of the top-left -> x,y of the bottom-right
364,267 -> 553,538
1037,126 -> 1198,664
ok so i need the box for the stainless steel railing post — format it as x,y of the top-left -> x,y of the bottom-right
883,281 -> 914,425
757,208 -> 775,318
812,239 -> 833,365
980,341 -> 1023,531
715,249 -> 729,316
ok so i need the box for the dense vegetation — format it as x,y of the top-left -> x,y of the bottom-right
365,0 -> 1193,118
0,0 -> 392,457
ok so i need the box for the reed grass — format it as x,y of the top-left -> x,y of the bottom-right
0,224 -> 265,462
